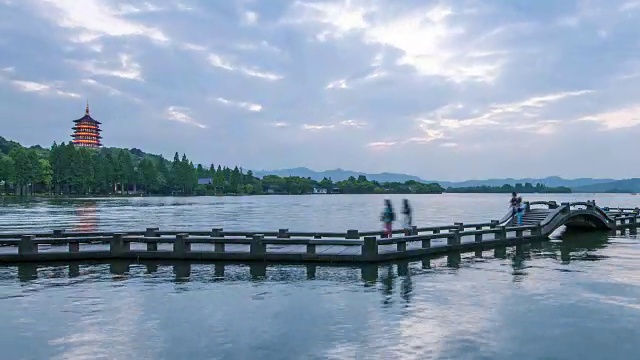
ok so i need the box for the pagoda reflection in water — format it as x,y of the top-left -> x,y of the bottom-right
72,202 -> 98,233
71,101 -> 103,148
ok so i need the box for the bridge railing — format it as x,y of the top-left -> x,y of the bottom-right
1,223 -> 546,262
525,201 -> 559,210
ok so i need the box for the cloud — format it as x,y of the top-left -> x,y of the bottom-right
215,97 -> 263,112
34,0 -> 169,44
366,141 -> 397,148
303,124 -> 336,130
286,1 -> 510,83
243,11 -> 259,25
339,119 -> 366,128
72,54 -> 143,81
3,0 -> 640,181
415,90 -> 594,136
578,105 -> 640,130
165,106 -> 206,128
11,80 -> 80,98
270,122 -> 289,127
208,53 -> 283,80
81,79 -> 122,96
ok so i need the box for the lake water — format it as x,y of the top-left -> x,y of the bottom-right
0,193 -> 639,359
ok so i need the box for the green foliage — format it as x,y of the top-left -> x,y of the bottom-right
0,136 -> 447,196
332,176 -> 443,194
445,182 -> 572,193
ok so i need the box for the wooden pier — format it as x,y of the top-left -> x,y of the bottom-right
0,201 -> 637,264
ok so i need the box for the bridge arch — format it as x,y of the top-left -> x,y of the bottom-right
539,202 -> 617,236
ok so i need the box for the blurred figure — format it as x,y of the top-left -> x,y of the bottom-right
510,192 -> 518,218
402,199 -> 412,230
515,194 -> 524,225
380,199 -> 395,238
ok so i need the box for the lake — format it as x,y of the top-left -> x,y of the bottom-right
0,193 -> 639,359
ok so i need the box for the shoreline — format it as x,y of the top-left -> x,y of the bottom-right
2,191 -> 633,200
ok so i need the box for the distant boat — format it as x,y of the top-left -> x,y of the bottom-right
631,193 -> 637,195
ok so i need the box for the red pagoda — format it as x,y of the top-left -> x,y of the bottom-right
71,101 -> 103,148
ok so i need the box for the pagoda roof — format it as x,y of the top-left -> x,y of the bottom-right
73,114 -> 101,125
72,125 -> 102,130
71,134 -> 103,139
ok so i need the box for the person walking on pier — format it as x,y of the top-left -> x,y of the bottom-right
515,195 -> 524,225
510,192 -> 519,217
402,199 -> 412,230
510,192 -> 524,225
381,199 -> 395,238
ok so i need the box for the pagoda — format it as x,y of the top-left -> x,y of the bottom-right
71,101 -> 103,148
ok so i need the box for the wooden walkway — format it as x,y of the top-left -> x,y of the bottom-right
0,200 -> 637,264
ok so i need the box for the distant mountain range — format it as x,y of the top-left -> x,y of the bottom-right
253,167 -> 637,192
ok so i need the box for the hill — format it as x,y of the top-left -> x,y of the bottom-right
253,167 -> 617,189
253,167 -> 426,183
571,178 -> 640,193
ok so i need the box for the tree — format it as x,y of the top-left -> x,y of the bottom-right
0,155 -> 15,194
35,159 -> 53,193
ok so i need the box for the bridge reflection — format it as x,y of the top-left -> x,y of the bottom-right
9,230 -> 616,289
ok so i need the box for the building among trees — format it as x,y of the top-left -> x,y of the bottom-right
71,101 -> 103,148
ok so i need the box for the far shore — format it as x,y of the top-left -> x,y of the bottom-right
1,191 -> 634,199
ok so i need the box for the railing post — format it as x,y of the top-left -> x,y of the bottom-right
474,229 -> 483,243
307,241 -> 316,254
396,240 -> 406,252
174,233 -> 189,255
211,228 -> 225,253
250,234 -> 265,256
490,220 -> 498,229
211,228 -> 223,238
630,217 -> 638,234
362,236 -> 378,259
515,229 -> 523,238
411,226 -> 418,236
278,228 -> 289,238
494,226 -> 506,241
19,235 -> 37,255
53,229 -> 65,238
531,224 -> 542,236
421,236 -> 431,249
433,229 -> 441,234
548,201 -> 558,209
447,230 -> 460,246
346,229 -> 359,239
69,240 -> 79,253
145,227 -> 158,251
110,233 -> 126,255
454,222 -> 464,231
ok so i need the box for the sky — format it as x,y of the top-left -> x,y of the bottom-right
0,0 -> 639,181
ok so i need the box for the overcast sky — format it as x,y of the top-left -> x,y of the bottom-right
0,0 -> 639,181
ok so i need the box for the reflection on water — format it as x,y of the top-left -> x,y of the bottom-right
0,237 -> 617,285
73,202 -> 99,233
1,193 -> 639,234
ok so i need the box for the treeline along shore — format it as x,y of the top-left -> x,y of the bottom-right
0,136 -> 570,196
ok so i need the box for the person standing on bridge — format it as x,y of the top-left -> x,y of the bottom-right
515,195 -> 524,225
510,192 -> 519,218
402,199 -> 412,230
381,199 -> 395,238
